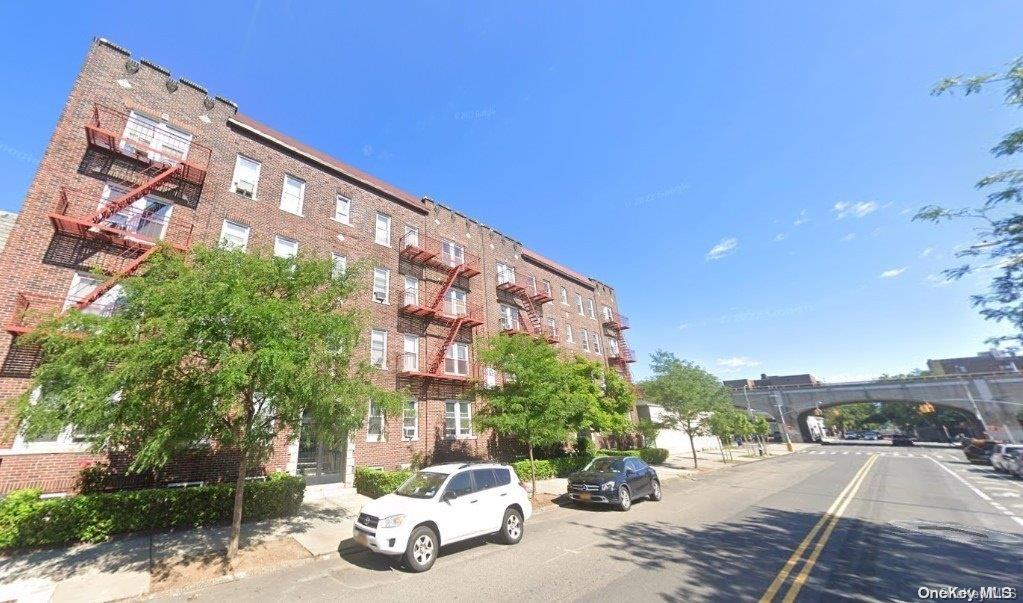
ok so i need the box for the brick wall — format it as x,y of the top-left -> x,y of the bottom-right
0,38 -> 632,491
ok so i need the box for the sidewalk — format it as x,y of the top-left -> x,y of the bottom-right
528,442 -> 810,496
0,485 -> 372,603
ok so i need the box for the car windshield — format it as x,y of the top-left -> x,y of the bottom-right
394,471 -> 448,499
584,457 -> 625,473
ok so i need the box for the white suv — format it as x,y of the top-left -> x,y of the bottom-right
352,463 -> 533,571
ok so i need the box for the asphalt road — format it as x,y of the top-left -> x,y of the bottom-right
153,446 -> 1023,602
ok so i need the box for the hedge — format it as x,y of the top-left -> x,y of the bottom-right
0,472 -> 305,550
354,467 -> 411,498
597,448 -> 670,465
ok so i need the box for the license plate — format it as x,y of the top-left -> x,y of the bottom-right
579,493 -> 591,501
355,531 -> 369,546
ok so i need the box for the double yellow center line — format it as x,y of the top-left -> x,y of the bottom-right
760,453 -> 879,603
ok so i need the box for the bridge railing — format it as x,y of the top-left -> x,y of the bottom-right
728,370 -> 1023,392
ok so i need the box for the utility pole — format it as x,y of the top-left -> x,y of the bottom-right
775,401 -> 795,452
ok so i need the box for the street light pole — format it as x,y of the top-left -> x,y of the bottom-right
775,401 -> 795,452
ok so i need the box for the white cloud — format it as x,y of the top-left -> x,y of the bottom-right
919,246 -> 934,258
793,210 -> 809,226
841,233 -> 857,242
773,233 -> 787,242
717,356 -> 761,369
833,201 -> 879,219
880,267 -> 907,279
706,237 -> 738,261
677,322 -> 690,331
925,273 -> 954,287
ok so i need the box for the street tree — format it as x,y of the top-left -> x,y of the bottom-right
15,245 -> 404,559
640,350 -> 731,469
916,57 -> 1023,348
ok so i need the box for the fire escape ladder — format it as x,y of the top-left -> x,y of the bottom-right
514,290 -> 543,334
90,164 -> 180,225
74,246 -> 159,311
430,264 -> 465,310
429,316 -> 466,374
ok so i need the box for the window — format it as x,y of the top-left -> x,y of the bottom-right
581,328 -> 589,351
565,324 -> 574,344
592,333 -> 602,355
375,212 -> 391,246
370,330 -> 387,368
66,272 -> 122,316
403,225 -> 419,249
404,276 -> 419,307
445,401 -> 473,438
273,235 -> 298,259
445,342 -> 469,376
576,294 -> 585,315
542,280 -> 553,297
496,262 -> 515,286
499,303 -> 519,331
403,333 -> 419,371
280,174 -> 305,215
231,155 -> 261,198
586,299 -> 595,319
446,288 -> 467,317
334,194 -> 351,224
219,220 -> 250,251
608,337 -> 620,356
100,182 -> 171,240
603,305 -> 613,322
484,366 -> 497,387
526,275 -> 537,295
372,267 -> 390,304
367,401 -> 385,442
560,287 -> 568,305
332,253 -> 347,278
122,111 -> 192,163
471,468 -> 499,491
442,239 -> 464,267
494,468 -> 512,486
403,400 -> 419,440
547,316 -> 557,339
445,471 -> 473,496
13,388 -> 91,451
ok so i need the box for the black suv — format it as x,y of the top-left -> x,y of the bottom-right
566,456 -> 662,511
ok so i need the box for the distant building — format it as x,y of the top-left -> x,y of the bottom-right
0,211 -> 16,254
723,373 -> 821,389
927,350 -> 1023,376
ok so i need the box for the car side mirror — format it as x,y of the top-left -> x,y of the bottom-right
442,490 -> 458,502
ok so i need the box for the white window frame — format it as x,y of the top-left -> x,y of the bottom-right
99,182 -> 172,241
370,329 -> 388,369
446,287 -> 467,317
332,253 -> 348,278
581,328 -> 589,351
608,337 -> 620,356
547,316 -> 557,339
592,333 -> 602,355
404,275 -> 420,307
403,400 -> 419,441
484,366 -> 497,387
560,287 -> 569,305
334,193 -> 351,225
403,333 -> 419,371
367,401 -> 385,442
121,110 -> 192,164
499,303 -> 519,331
375,212 -> 392,247
219,220 -> 250,251
231,154 -> 261,199
280,174 -> 305,216
372,267 -> 390,304
445,342 -> 470,376
565,324 -> 574,344
273,235 -> 298,259
586,298 -> 596,319
603,305 -> 613,322
576,294 -> 585,315
10,388 -> 91,454
442,239 -> 465,267
445,401 -> 473,439
65,272 -> 122,316
496,262 -> 515,286
404,224 -> 420,249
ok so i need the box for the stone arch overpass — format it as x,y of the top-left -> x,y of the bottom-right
731,373 -> 1023,443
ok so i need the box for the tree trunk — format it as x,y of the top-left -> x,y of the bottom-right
227,447 -> 248,560
528,445 -> 537,499
717,436 -> 728,463
688,430 -> 698,469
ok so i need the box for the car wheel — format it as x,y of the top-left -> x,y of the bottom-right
498,507 -> 524,544
404,526 -> 438,572
649,479 -> 662,502
617,486 -> 632,511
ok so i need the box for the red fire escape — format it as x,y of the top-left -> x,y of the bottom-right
604,312 -> 635,381
5,104 -> 210,336
497,272 -> 554,341
397,232 -> 482,381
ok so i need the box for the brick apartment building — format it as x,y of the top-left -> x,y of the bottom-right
0,39 -> 635,494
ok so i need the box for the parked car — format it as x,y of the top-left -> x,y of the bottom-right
862,431 -> 879,441
566,456 -> 661,511
991,444 -> 1023,472
891,434 -> 915,447
1002,447 -> 1023,478
963,440 -> 997,465
352,463 -> 532,572
844,431 -> 862,440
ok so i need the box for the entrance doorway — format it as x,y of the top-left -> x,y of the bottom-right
296,414 -> 348,485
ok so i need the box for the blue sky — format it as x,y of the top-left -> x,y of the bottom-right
0,2 -> 1020,382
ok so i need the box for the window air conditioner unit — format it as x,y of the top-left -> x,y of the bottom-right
374,291 -> 387,302
234,180 -> 255,198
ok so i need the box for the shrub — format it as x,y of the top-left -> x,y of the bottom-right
549,454 -> 593,476
0,472 -> 305,550
511,459 -> 556,482
595,448 -> 669,465
354,467 -> 411,499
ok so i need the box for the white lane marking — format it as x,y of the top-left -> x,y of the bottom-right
927,457 -> 1023,528
842,451 -> 850,455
